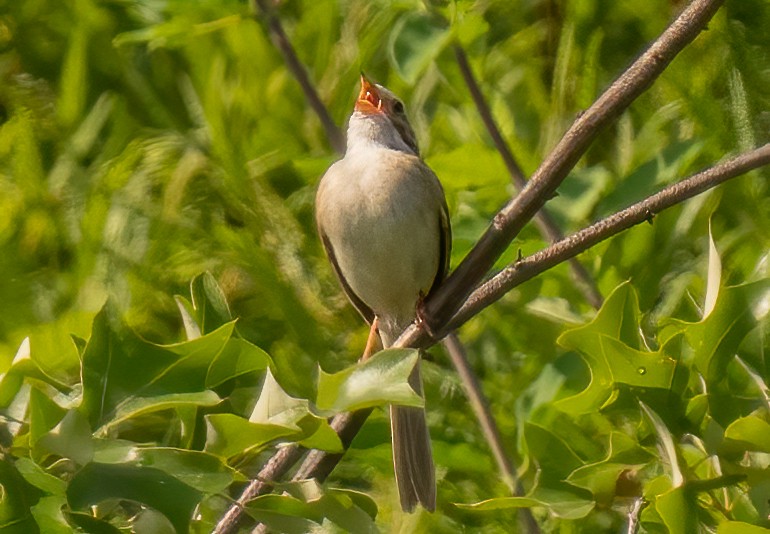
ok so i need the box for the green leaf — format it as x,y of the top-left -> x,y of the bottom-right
98,447 -> 235,493
315,349 -> 422,415
457,483 -> 595,519
599,335 -> 676,389
28,386 -> 67,446
37,410 -> 94,465
0,458 -> 41,531
175,295 -> 201,340
189,272 -> 233,335
243,494 -> 320,534
655,487 -> 697,534
703,220 -> 722,319
204,413 -> 297,458
297,419 -> 344,453
67,463 -> 201,534
685,280 -> 770,381
524,423 -> 583,481
722,415 -> 770,454
96,390 -> 221,436
14,457 -> 67,496
244,481 -> 378,534
0,338 -> 70,409
717,522 -> 770,534
555,282 -> 650,413
30,495 -> 71,534
205,337 -> 272,388
388,12 -> 451,83
80,302 -> 232,426
250,368 -> 311,429
640,401 -> 683,487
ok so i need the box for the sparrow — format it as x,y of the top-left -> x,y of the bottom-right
315,75 -> 451,512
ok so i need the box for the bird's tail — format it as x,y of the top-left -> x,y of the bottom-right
390,358 -> 436,512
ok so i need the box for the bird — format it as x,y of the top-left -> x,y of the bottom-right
315,74 -> 451,512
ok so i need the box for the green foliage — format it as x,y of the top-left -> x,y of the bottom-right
1,0 -> 769,532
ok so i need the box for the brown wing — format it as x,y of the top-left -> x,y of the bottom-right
426,188 -> 451,299
319,231 -> 376,325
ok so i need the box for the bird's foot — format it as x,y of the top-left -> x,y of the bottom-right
415,292 -> 438,339
362,317 -> 381,361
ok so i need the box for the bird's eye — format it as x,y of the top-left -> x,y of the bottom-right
393,101 -> 405,114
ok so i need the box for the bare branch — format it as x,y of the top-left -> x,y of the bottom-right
442,333 -> 517,492
212,444 -> 304,534
445,143 -> 770,334
251,0 -> 345,153
441,333 -> 540,533
453,43 -> 603,309
424,0 -> 725,331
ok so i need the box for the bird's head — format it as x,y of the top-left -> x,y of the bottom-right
349,74 -> 419,156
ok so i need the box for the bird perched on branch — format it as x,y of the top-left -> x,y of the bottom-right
316,74 -> 451,512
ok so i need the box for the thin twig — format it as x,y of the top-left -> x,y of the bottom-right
442,333 -> 517,492
423,0 -> 725,331
453,43 -> 603,309
251,0 -> 345,153
212,444 -> 304,534
441,333 -> 540,533
445,144 -> 770,333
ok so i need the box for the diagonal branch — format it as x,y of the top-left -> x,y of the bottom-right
444,143 -> 770,334
423,0 -> 725,332
453,43 -> 603,309
252,0 -> 345,153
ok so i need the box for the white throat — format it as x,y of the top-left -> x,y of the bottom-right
346,112 -> 416,156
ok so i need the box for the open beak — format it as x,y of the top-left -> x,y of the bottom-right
355,74 -> 383,114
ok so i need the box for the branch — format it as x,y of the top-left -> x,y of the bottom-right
453,43 -> 603,309
422,0 -> 725,332
212,444 -> 304,534
441,334 -> 540,533
251,0 -> 345,153
445,143 -> 770,333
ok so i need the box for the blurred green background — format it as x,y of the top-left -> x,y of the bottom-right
1,0 -> 769,531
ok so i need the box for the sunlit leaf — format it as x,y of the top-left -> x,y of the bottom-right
189,272 -> 233,335
14,457 -> 67,496
717,522 -> 770,534
457,483 -> 595,519
722,416 -> 770,455
30,495 -> 71,534
703,220 -> 722,319
640,401 -> 683,488
37,410 -> 94,465
655,487 -> 697,534
204,413 -> 297,458
205,337 -> 272,388
315,349 -> 422,415
250,368 -> 310,429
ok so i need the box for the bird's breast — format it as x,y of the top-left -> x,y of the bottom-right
318,149 -> 442,326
